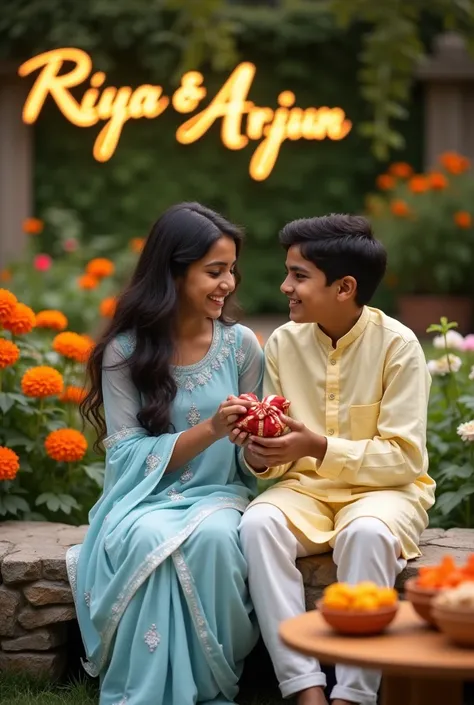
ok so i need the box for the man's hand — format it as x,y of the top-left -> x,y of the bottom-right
246,415 -> 327,467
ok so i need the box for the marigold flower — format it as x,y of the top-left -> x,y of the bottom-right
376,174 -> 395,191
78,274 -> 99,290
21,366 -> 64,398
0,339 -> 20,369
428,172 -> 448,190
0,447 -> 20,481
23,218 -> 44,235
454,211 -> 472,228
129,238 -> 146,253
390,200 -> 410,217
53,332 -> 94,363
86,258 -> 115,279
45,428 -> 87,462
0,270 -> 12,282
99,296 -> 117,318
3,303 -> 36,335
60,385 -> 87,404
388,162 -> 413,178
35,310 -> 68,332
0,289 -> 18,323
409,175 -> 429,193
439,152 -> 470,175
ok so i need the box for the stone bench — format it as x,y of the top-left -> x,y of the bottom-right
1,522 -> 473,680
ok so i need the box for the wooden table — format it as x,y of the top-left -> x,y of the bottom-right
279,602 -> 474,705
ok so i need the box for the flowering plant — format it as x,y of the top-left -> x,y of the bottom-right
367,154 -> 474,296
426,317 -> 474,528
0,287 -> 103,523
3,210 -> 143,334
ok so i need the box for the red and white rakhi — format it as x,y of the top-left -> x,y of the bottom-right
235,393 -> 291,438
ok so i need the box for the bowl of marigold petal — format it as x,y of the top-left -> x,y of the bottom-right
316,582 -> 399,635
431,582 -> 474,647
405,554 -> 474,627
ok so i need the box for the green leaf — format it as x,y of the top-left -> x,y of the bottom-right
2,495 -> 30,516
84,463 -> 105,487
436,485 -> 474,516
0,393 -> 15,414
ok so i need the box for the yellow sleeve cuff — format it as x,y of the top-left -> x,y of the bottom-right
317,436 -> 350,479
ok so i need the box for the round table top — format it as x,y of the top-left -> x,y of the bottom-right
279,602 -> 474,680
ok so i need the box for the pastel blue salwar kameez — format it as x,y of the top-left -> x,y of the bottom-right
67,322 -> 263,705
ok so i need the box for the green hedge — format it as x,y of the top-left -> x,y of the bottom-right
31,18 -> 423,313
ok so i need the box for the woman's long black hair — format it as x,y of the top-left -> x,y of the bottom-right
81,202 -> 243,451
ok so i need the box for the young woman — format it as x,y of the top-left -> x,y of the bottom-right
67,203 -> 263,705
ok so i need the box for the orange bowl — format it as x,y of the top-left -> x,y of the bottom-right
432,605 -> 474,647
404,577 -> 442,627
316,599 -> 398,636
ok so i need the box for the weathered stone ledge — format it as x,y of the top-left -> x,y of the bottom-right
1,521 -> 473,679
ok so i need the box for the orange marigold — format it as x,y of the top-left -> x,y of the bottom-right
0,338 -> 20,369
53,332 -> 94,363
0,289 -> 18,323
428,172 -> 448,190
45,428 -> 87,462
23,217 -> 44,235
376,174 -> 395,191
99,296 -> 117,318
86,258 -> 115,279
60,385 -> 87,404
390,200 -> 410,217
388,162 -> 413,178
0,269 -> 12,282
454,211 -> 472,229
21,366 -> 64,398
3,303 -> 36,335
409,175 -> 429,193
439,152 -> 470,175
35,310 -> 68,331
0,447 -> 20,481
78,274 -> 99,290
129,238 -> 146,253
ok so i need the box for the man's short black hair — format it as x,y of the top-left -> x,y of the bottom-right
279,214 -> 387,306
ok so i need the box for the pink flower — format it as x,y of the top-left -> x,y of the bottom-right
63,238 -> 78,253
462,334 -> 474,352
34,254 -> 52,272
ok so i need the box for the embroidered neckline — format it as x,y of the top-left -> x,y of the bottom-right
172,320 -> 221,375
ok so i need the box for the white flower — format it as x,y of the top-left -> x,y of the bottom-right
432,330 -> 464,351
457,420 -> 474,442
470,366 -> 474,381
427,354 -> 462,376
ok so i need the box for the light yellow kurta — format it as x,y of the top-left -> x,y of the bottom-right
247,306 -> 436,560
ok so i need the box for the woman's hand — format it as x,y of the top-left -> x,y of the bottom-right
210,396 -> 254,440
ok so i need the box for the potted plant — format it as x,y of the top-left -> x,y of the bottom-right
367,153 -> 474,335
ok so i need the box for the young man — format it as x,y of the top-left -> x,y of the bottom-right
236,215 -> 436,705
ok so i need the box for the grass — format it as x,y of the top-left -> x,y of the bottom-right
0,675 -> 287,705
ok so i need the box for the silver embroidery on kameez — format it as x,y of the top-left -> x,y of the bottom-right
111,697 -> 128,705
84,591 -> 91,607
145,454 -> 161,476
103,425 -> 145,450
167,488 -> 184,501
186,403 -> 201,427
144,624 -> 161,652
174,325 -> 235,392
180,466 -> 193,484
235,346 -> 246,370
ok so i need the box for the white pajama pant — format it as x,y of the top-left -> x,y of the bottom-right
240,504 -> 406,704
